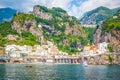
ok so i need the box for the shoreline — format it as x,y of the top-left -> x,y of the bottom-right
0,62 -> 119,65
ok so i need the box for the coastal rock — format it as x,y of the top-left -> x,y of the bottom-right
85,54 -> 120,65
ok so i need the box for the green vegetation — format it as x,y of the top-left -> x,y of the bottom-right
0,22 -> 18,46
35,5 -> 88,54
108,44 -> 114,52
12,13 -> 35,25
21,31 -> 39,46
36,5 -> 49,12
0,5 -> 88,54
51,7 -> 66,13
0,39 -> 7,46
83,27 -> 96,43
108,55 -> 113,63
58,45 -> 79,55
0,22 -> 39,46
0,22 -> 18,37
80,6 -> 120,24
103,10 -> 120,32
42,27 -> 86,54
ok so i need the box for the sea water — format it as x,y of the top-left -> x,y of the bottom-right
0,64 -> 120,80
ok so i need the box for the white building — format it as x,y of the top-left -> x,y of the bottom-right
98,42 -> 108,54
82,44 -> 98,56
5,45 -> 29,58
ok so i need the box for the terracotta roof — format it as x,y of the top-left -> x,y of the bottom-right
90,45 -> 98,50
84,45 -> 98,50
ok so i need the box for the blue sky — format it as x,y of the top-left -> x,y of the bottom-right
0,0 -> 120,18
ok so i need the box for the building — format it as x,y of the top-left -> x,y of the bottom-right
7,35 -> 18,40
82,44 -> 98,56
5,45 -> 29,58
48,46 -> 59,55
113,16 -> 118,19
98,42 -> 108,54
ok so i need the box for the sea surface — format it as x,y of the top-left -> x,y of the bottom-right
0,64 -> 120,80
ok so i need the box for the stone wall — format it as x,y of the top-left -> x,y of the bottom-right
82,54 -> 120,65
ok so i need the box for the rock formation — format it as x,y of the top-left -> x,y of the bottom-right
94,24 -> 120,53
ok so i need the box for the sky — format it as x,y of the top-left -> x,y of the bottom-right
0,0 -> 120,18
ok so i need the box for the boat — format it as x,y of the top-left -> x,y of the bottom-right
83,61 -> 88,67
25,65 -> 32,68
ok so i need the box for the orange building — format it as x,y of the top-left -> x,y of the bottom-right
83,44 -> 98,56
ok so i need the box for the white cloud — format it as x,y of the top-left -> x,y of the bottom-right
80,0 -> 120,14
68,5 -> 82,18
51,0 -> 72,9
69,0 -> 120,18
19,0 -> 72,12
0,0 -> 120,18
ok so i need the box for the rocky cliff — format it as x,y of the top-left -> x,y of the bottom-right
30,5 -> 52,20
11,5 -> 87,54
94,10 -> 120,53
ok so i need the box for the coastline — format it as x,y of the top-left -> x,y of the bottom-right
0,62 -> 119,65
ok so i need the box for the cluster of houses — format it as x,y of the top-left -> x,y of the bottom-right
5,41 -> 69,63
4,41 -> 109,63
82,42 -> 109,56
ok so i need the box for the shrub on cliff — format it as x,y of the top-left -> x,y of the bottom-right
108,55 -> 113,63
108,44 -> 114,52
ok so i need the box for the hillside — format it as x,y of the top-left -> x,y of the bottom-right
0,22 -> 39,46
94,10 -> 120,53
80,6 -> 120,24
0,5 -> 88,54
0,8 -> 16,22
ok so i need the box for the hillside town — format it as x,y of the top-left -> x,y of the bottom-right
0,39 -> 112,64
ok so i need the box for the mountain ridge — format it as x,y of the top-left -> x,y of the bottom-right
80,6 -> 120,24
0,7 -> 16,22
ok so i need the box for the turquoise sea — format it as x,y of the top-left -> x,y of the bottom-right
0,64 -> 120,80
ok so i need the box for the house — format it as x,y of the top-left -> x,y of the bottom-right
89,45 -> 98,56
82,44 -> 98,56
5,45 -> 29,58
7,35 -> 18,40
48,47 -> 59,55
98,42 -> 108,54
113,16 -> 118,19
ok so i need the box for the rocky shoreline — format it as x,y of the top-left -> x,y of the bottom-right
83,54 -> 120,65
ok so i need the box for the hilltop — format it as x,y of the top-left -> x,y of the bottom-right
0,5 -> 89,54
80,6 -> 120,24
0,8 -> 16,22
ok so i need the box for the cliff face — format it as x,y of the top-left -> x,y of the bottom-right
94,10 -> 120,53
94,25 -> 120,53
31,5 -> 52,20
11,13 -> 47,45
